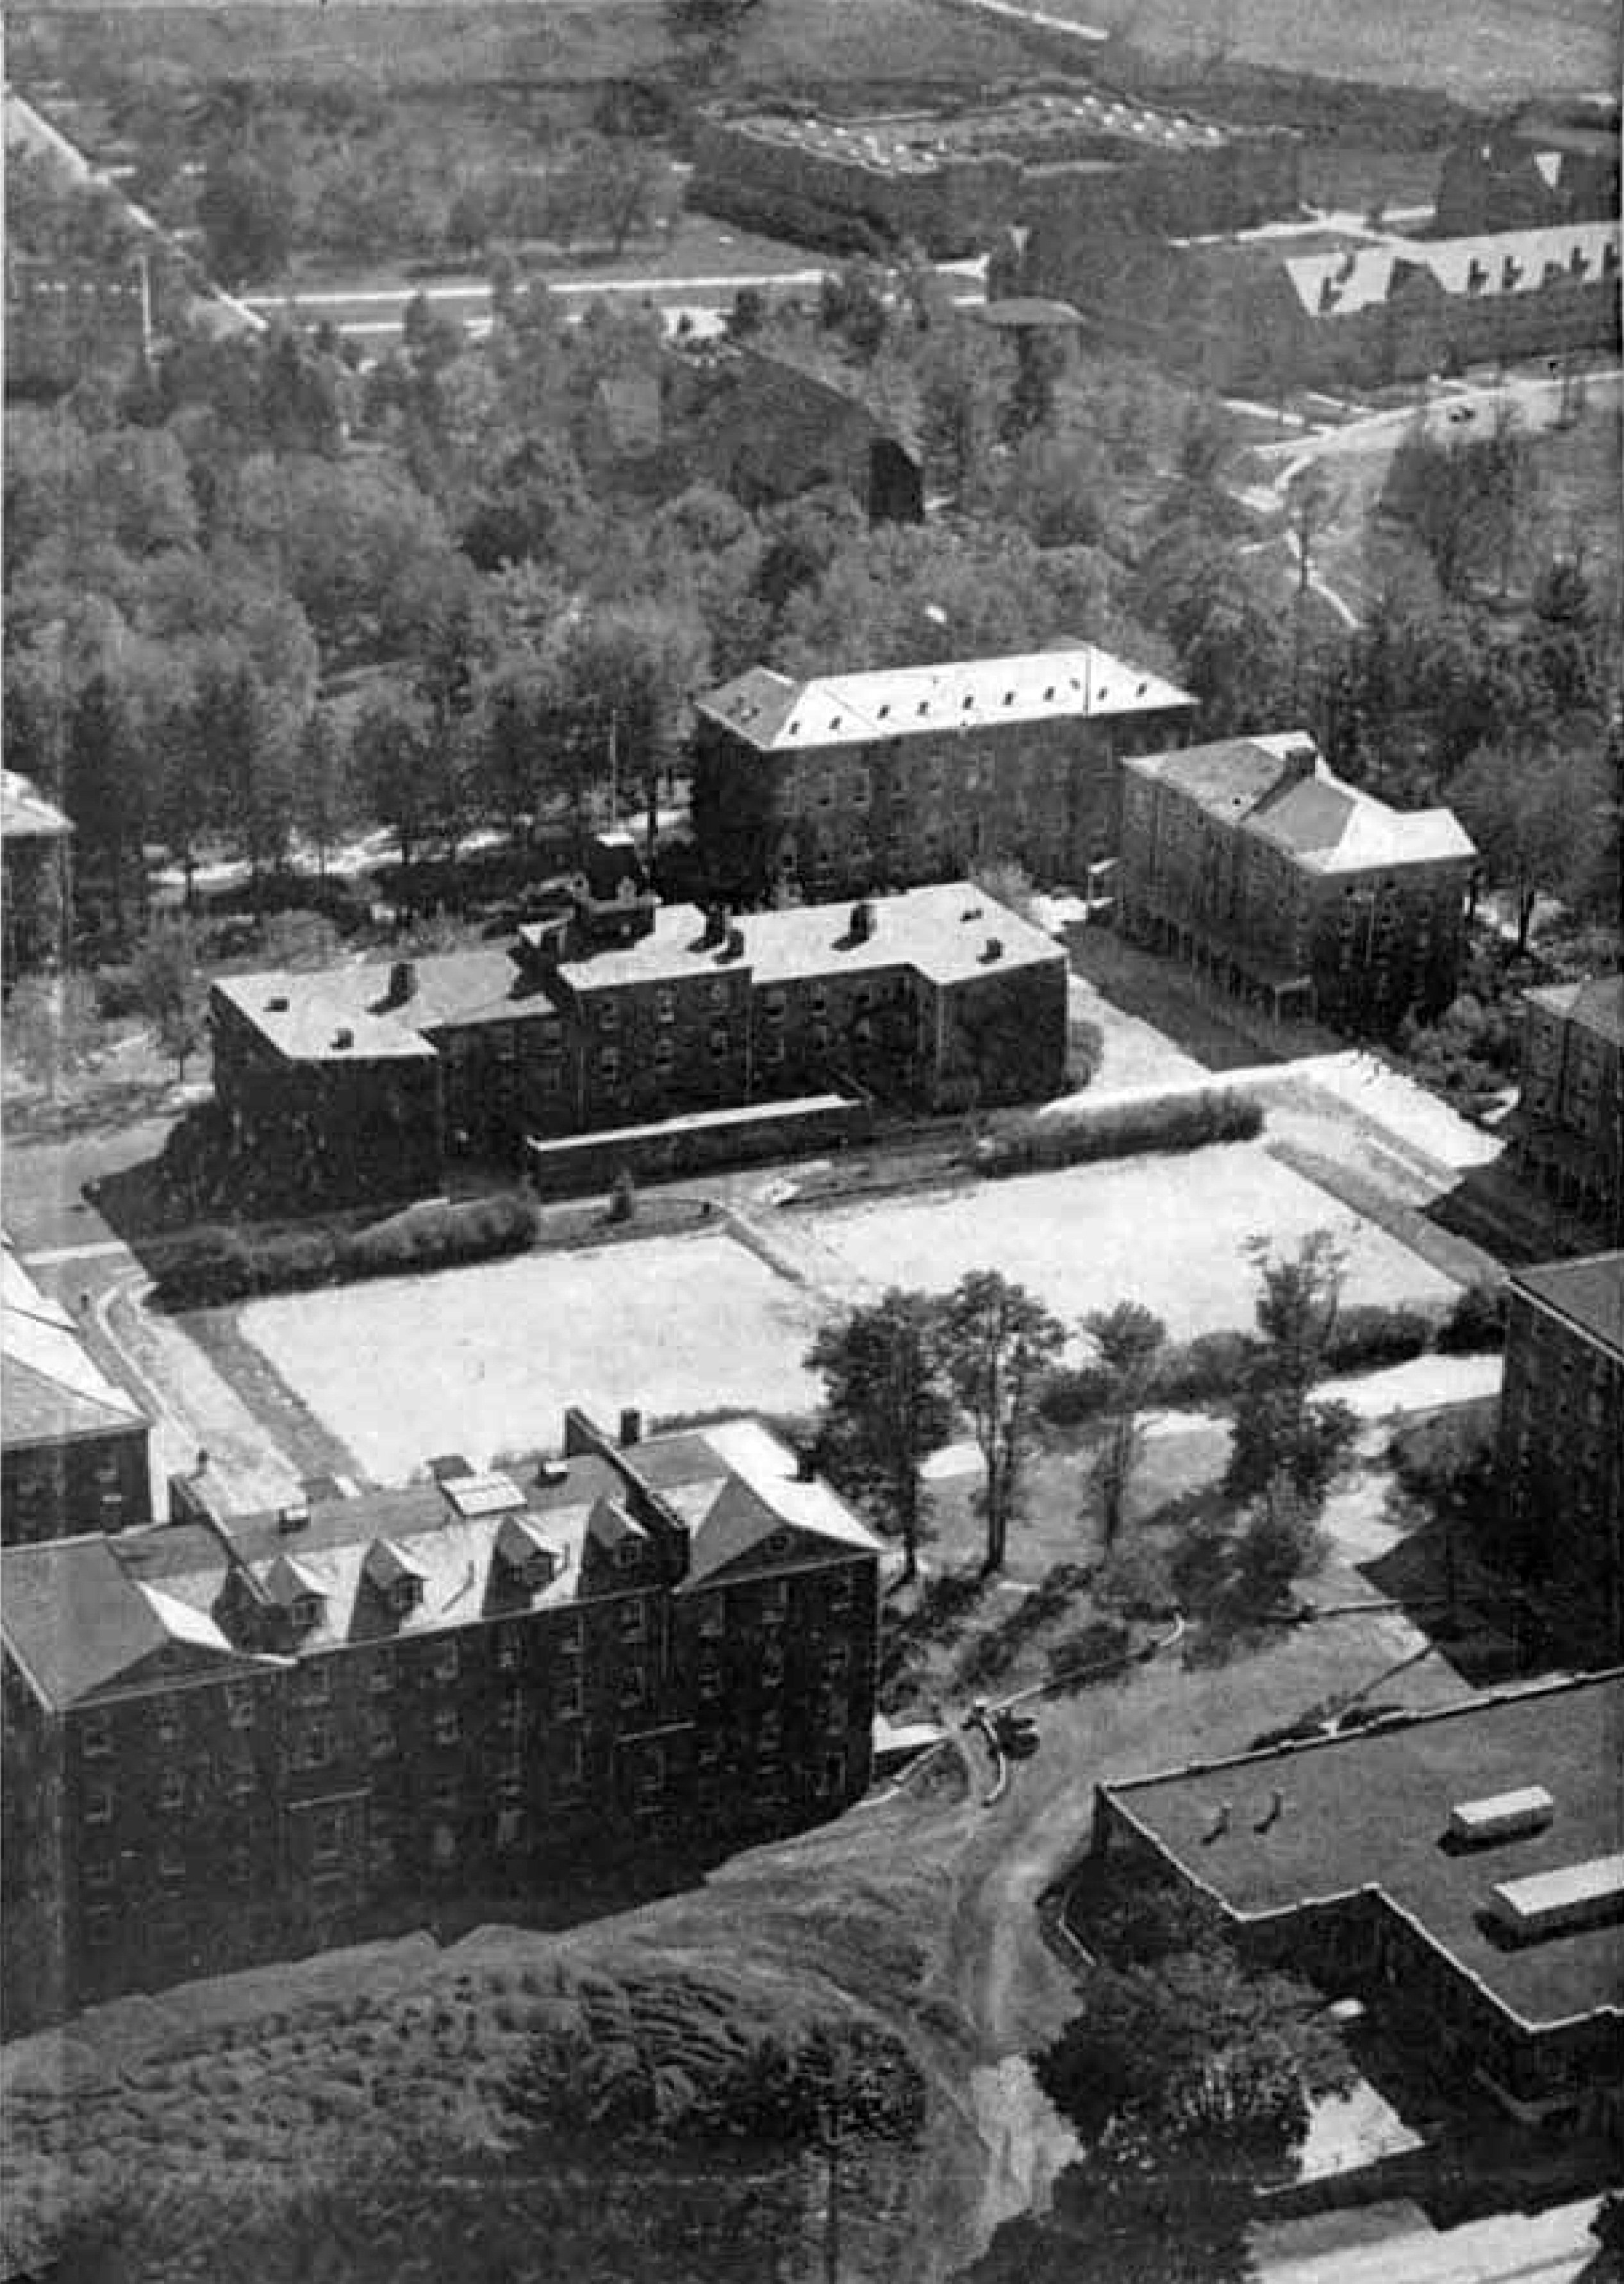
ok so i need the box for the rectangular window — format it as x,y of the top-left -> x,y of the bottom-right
369,1655 -> 395,1696
554,1672 -> 584,1721
656,988 -> 676,1026
158,1847 -> 187,1886
311,1812 -> 342,1867
698,1599 -> 725,1640
654,1035 -> 675,1069
597,1001 -> 619,1033
620,1597 -> 645,1640
619,1664 -> 648,1709
432,1642 -> 460,1685
228,1767 -> 257,1805
155,1701 -> 181,1746
709,1026 -> 729,1059
295,1663 -> 331,1705
296,1724 -> 331,1770
433,1707 -> 461,1747
497,1689 -> 523,1734
598,1047 -> 620,1083
369,1712 -> 394,1760
226,1682 -> 255,1730
81,1713 -> 112,1760
495,1626 -> 522,1673
556,1736 -> 586,1798
83,1858 -> 114,1892
432,1777 -> 459,1813
159,1770 -> 186,1812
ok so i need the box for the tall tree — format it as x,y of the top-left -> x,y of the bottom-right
132,918 -> 206,1081
292,704 -> 355,881
352,690 -> 442,904
808,1289 -> 954,1584
1080,1302 -> 1168,1549
64,671 -> 148,938
1450,736 -> 1611,951
940,1271 -> 1065,1574
1225,1232 -> 1357,1525
194,651 -> 293,909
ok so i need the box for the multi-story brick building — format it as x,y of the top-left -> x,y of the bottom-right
1495,1253 -> 1623,1662
692,647 -> 1195,906
1018,213 -> 1621,397
210,850 -> 1068,1206
1118,733 -> 1475,1033
1095,1672 -> 1624,2133
691,87 -> 1302,260
2,1243 -> 151,1546
1513,975 -> 1623,1239
0,1408 -> 882,2027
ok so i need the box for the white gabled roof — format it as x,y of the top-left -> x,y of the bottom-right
699,647 -> 1194,753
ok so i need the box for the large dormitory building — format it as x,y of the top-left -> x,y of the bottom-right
0,1408 -> 884,2028
209,843 -> 1070,1206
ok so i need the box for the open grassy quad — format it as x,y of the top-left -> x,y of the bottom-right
240,1230 -> 827,1481
237,1141 -> 1458,1485
784,1142 -> 1460,1334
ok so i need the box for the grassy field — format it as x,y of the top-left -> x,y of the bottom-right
1057,0 -> 1616,104
236,1143 -> 1457,1483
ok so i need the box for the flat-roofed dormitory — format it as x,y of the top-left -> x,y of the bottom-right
0,1408 -> 883,2029
1496,1253 -> 1624,1663
209,848 -> 1069,1207
1093,1671 -> 1624,2133
691,644 -> 1196,907
1117,732 -> 1475,1033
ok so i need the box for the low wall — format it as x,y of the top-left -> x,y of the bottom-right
526,1092 -> 872,1197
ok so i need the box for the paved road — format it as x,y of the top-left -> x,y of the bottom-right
248,254 -> 988,343
1254,2194 -> 1609,2284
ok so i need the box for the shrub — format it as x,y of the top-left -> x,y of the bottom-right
1152,1328 -> 1263,1406
1045,1617 -> 1132,1689
1436,1278 -> 1507,1353
1038,1362 -> 1112,1426
336,1193 -> 536,1282
977,1087 -> 1263,1178
92,964 -> 145,1021
1091,1540 -> 1176,1619
1322,1303 -> 1431,1374
253,1228 -> 337,1293
155,1225 -> 256,1308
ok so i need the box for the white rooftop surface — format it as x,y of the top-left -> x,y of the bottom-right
2,1254 -> 145,1430
1491,1854 -> 1624,1922
703,646 -> 1194,751
1284,219 -> 1619,315
693,1417 -> 882,1556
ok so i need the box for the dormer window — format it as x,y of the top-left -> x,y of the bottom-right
615,1538 -> 641,1570
291,1594 -> 323,1633
390,1576 -> 423,1618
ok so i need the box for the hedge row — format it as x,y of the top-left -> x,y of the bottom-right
976,1087 -> 1264,1179
156,1194 -> 538,1309
1039,1281 -> 1506,1424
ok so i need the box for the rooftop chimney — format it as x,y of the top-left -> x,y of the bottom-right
619,1407 -> 643,1449
387,959 -> 416,1007
276,1499 -> 311,1535
702,904 -> 729,949
849,898 -> 875,944
795,1442 -> 818,1483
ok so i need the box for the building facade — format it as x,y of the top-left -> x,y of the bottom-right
1019,214 -> 1621,398
2,1245 -> 151,1546
692,647 -> 1196,907
0,1409 -> 882,2028
1495,1253 -> 1623,1662
1513,976 -> 1623,1239
691,88 -> 1301,259
1,769 -> 72,982
210,858 -> 1069,1206
1118,733 -> 1475,1033
1095,1672 -> 1624,2133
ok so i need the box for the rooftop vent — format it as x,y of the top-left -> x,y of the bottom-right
849,898 -> 877,944
981,936 -> 1004,963
331,1028 -> 354,1051
534,1456 -> 570,1487
276,1500 -> 311,1535
386,959 -> 416,1007
265,995 -> 290,1013
442,1471 -> 527,1520
1489,1854 -> 1624,1942
1449,1786 -> 1554,1846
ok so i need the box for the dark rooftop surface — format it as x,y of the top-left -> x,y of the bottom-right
1106,1673 -> 1624,2030
1513,1252 -> 1624,1356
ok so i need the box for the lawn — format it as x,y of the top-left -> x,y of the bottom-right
240,1228 -> 827,1480
784,1144 -> 1458,1333
238,1144 -> 1457,1485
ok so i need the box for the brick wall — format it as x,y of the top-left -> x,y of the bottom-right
1496,1288 -> 1623,1658
2,1424 -> 152,1547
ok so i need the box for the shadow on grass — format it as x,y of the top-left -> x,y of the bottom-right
1359,1520 -> 1568,1687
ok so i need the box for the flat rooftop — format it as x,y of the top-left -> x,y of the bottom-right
700,646 -> 1194,753
711,88 -> 1236,174
1512,1252 -> 1623,1358
1104,1672 -> 1624,2031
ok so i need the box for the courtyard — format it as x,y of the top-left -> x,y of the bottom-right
237,1140 -> 1461,1485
